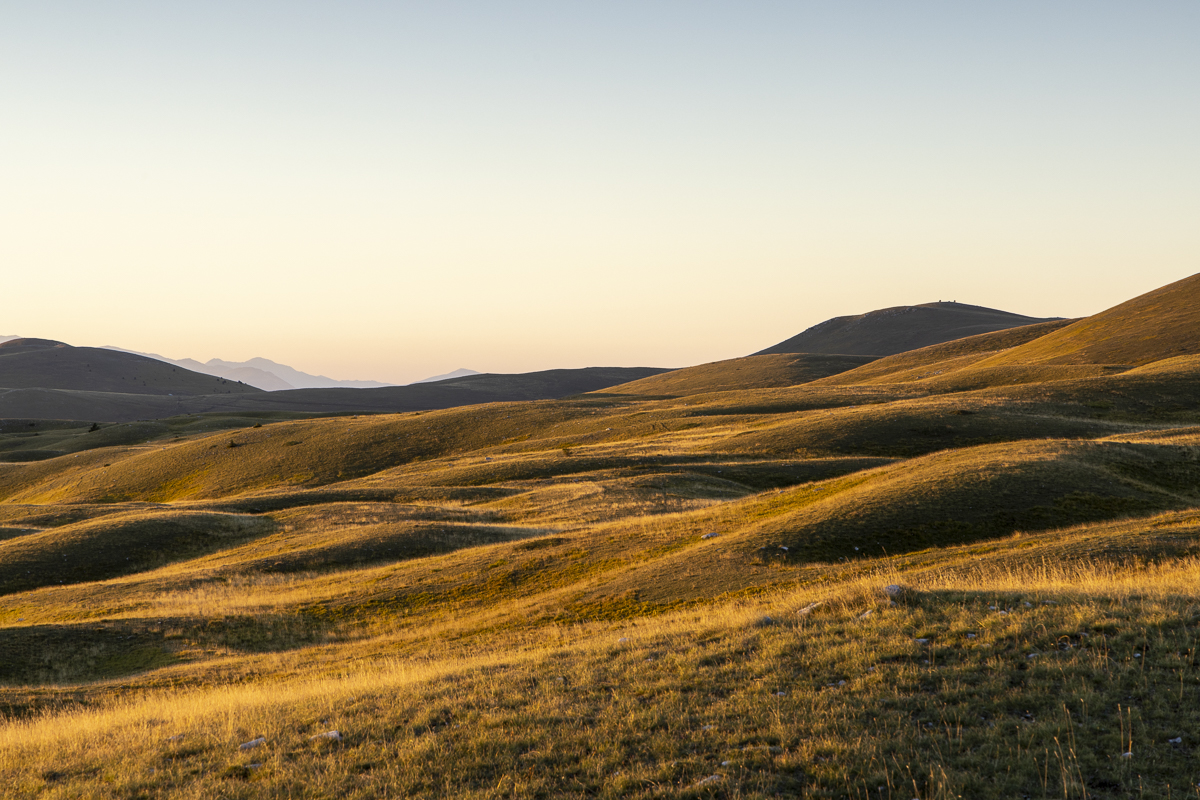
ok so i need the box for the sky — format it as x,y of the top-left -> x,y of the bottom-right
2,2 -> 1197,384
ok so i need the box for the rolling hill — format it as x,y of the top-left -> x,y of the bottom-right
0,339 -> 261,396
971,272 -> 1200,367
4,274 -> 1200,797
598,353 -> 877,397
755,301 -> 1060,357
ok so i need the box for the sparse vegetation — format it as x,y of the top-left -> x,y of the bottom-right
4,275 -> 1200,796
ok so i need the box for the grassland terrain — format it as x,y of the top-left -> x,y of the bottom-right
3,277 -> 1200,798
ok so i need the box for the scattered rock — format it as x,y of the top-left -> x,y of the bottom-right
858,609 -> 873,618
238,737 -> 266,751
701,532 -> 718,540
1169,737 -> 1183,743
165,734 -> 185,742
796,601 -> 824,617
694,775 -> 724,787
617,637 -> 630,644
309,730 -> 342,743
881,584 -> 909,602
914,638 -> 929,644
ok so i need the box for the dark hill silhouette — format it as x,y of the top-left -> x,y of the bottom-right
976,272 -> 1200,367
0,339 -> 261,396
755,302 -> 1060,357
0,366 -> 669,422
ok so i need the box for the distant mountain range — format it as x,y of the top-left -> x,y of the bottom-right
99,348 -> 399,391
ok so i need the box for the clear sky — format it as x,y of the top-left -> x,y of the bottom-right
2,2 -> 1197,384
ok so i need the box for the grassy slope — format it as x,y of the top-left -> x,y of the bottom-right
7,283 -> 1200,796
977,272 -> 1200,367
808,319 -> 1077,386
600,354 -> 877,397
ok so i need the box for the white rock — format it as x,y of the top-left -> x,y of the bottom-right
694,775 -> 724,787
1169,737 -> 1183,743
701,532 -> 718,540
239,737 -> 266,751
309,730 -> 342,742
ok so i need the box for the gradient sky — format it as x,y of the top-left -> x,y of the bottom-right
2,2 -> 1197,384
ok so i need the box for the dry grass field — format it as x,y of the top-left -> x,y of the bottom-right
3,275 -> 1200,798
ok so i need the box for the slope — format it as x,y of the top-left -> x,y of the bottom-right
0,339 -> 261,396
598,353 -> 876,397
755,301 -> 1060,357
972,271 -> 1200,367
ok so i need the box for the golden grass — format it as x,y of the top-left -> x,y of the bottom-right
5,552 -> 1200,798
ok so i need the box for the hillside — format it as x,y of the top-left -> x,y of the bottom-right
973,272 -> 1200,367
599,353 -> 876,397
3,275 -> 1200,797
0,339 -> 260,397
755,301 -> 1060,357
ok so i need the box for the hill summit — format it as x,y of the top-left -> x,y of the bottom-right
755,301 -> 1059,357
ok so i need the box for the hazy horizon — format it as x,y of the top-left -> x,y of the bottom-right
3,2 -> 1197,384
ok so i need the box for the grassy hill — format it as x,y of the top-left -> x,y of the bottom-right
0,339 -> 260,396
973,272 -> 1200,367
599,353 -> 877,397
4,275 -> 1200,797
755,301 -> 1060,357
